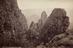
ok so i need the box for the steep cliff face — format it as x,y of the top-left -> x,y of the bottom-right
39,8 -> 70,44
38,11 -> 47,29
29,11 -> 47,35
41,11 -> 47,24
0,0 -> 28,46
25,11 -> 48,47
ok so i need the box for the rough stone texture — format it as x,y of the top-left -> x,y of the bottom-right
48,31 -> 73,48
40,11 -> 47,26
0,0 -> 27,46
38,11 -> 47,31
39,8 -> 70,44
29,11 -> 47,36
26,11 -> 47,46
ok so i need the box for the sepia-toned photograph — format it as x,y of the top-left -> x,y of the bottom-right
0,0 -> 73,48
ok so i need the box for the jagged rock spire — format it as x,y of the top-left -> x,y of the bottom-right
39,8 -> 70,44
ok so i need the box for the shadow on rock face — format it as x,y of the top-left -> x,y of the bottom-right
39,8 -> 70,45
50,8 -> 66,17
0,0 -> 28,47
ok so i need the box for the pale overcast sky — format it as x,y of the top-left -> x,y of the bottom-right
17,0 -> 73,9
17,0 -> 73,29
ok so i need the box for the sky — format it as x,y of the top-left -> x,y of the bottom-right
17,0 -> 73,29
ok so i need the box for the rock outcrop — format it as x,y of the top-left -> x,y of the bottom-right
0,0 -> 28,46
39,8 -> 70,44
29,11 -> 47,35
